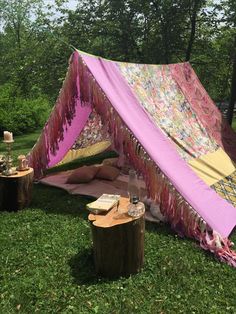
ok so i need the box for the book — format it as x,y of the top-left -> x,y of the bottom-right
86,194 -> 120,214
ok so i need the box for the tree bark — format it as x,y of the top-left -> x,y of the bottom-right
227,35 -> 236,125
91,215 -> 145,278
185,0 -> 199,61
0,169 -> 34,211
88,197 -> 145,278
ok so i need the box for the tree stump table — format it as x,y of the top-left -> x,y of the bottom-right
88,197 -> 145,278
0,167 -> 34,211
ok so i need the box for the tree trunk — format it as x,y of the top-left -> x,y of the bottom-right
88,197 -> 145,278
91,216 -> 145,278
0,168 -> 34,211
227,36 -> 236,125
185,0 -> 199,62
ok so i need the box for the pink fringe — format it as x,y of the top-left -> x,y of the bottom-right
28,52 -> 83,178
29,51 -> 236,267
77,54 -> 236,268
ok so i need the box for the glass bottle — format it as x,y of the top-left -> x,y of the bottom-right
127,169 -> 145,217
128,169 -> 139,203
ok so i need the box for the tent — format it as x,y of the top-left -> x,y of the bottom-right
28,50 -> 236,267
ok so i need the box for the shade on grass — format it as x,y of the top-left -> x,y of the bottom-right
0,131 -> 236,313
232,118 -> 236,131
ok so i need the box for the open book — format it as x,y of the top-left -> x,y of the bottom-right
86,194 -> 120,214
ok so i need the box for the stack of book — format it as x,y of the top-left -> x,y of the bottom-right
86,194 -> 120,214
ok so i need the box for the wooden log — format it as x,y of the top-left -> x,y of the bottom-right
89,197 -> 145,278
0,168 -> 34,211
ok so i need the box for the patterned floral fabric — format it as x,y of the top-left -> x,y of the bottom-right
73,108 -> 110,149
211,171 -> 236,208
170,63 -> 236,162
117,62 -> 218,160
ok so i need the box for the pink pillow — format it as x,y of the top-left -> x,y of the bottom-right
66,166 -> 99,184
95,165 -> 120,181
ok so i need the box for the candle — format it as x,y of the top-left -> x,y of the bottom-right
3,131 -> 13,141
17,154 -> 28,170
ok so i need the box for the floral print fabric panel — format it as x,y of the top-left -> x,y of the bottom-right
73,108 -> 110,149
117,62 -> 218,160
170,63 -> 236,162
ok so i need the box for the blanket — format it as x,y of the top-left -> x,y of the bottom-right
39,171 -> 146,199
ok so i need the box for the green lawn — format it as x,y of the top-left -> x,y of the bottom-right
232,118 -> 236,131
1,131 -> 236,313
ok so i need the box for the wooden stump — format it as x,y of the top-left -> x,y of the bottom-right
0,168 -> 34,211
89,197 -> 145,278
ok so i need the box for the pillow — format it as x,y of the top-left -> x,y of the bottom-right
95,165 -> 120,181
66,166 -> 99,184
102,157 -> 119,168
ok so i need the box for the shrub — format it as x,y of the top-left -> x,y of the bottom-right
0,83 -> 51,135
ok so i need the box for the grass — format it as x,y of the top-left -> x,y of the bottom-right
232,119 -> 236,131
0,130 -> 41,163
1,131 -> 236,313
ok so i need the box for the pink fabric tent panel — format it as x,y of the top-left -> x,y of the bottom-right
47,101 -> 91,167
81,52 -> 236,238
47,71 -> 92,167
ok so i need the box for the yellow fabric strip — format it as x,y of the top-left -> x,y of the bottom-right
188,148 -> 235,186
56,141 -> 111,166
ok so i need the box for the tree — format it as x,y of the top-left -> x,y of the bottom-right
224,0 -> 236,125
227,35 -> 236,125
0,0 -> 235,111
0,0 -> 72,99
185,0 -> 207,61
0,0 -> 44,48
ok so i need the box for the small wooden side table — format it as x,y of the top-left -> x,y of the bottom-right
0,167 -> 34,212
88,197 -> 145,278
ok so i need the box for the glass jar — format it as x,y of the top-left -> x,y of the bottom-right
128,201 -> 145,218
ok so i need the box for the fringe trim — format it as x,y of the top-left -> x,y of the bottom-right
28,51 -> 83,178
77,54 -> 236,268
29,50 -> 236,267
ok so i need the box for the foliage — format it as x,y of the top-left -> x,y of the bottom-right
0,0 -> 71,101
0,0 -> 236,118
0,83 -> 50,135
1,131 -> 236,312
232,118 -> 236,130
